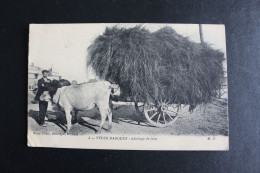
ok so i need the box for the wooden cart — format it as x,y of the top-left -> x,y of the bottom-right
112,86 -> 180,127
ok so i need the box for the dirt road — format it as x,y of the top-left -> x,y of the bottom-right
28,91 -> 228,136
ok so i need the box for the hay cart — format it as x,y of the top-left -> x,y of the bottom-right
88,26 -> 225,128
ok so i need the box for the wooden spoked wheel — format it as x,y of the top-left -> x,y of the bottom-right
135,100 -> 180,127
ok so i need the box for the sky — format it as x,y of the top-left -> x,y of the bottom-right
29,23 -> 227,83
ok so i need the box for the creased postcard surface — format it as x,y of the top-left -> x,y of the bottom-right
28,23 -> 228,150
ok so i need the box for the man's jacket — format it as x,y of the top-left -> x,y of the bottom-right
34,78 -> 51,101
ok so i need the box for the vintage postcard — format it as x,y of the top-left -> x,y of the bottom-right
27,23 -> 228,150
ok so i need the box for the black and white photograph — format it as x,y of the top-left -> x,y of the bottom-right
27,23 -> 228,150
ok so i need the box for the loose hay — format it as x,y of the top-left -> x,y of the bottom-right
87,26 -> 225,107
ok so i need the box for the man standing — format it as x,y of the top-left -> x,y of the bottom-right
34,70 -> 51,126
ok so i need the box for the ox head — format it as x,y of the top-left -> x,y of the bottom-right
40,79 -> 71,103
48,79 -> 62,98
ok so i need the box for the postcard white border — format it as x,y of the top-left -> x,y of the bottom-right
28,133 -> 228,150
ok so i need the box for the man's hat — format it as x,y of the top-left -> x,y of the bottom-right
42,70 -> 49,74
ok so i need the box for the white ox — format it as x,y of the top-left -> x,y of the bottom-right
41,81 -> 112,134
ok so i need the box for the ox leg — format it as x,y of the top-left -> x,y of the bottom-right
107,109 -> 112,132
72,110 -> 78,124
97,108 -> 107,134
65,108 -> 72,134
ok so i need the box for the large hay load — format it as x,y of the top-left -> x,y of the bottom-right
87,26 -> 225,127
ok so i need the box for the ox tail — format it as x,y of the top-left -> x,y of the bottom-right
109,83 -> 121,110
109,95 -> 113,111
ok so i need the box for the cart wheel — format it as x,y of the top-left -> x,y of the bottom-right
143,101 -> 179,127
